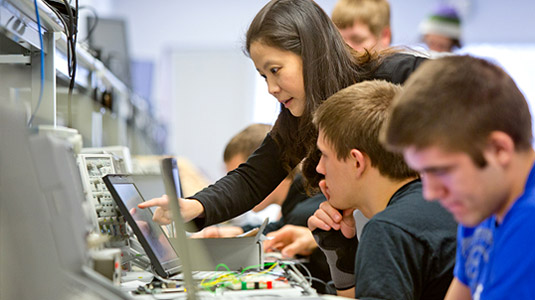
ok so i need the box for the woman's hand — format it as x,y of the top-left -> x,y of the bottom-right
138,195 -> 205,225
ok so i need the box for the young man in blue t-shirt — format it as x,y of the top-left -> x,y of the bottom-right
382,55 -> 535,299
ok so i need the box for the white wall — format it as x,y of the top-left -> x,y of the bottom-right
167,49 -> 257,180
389,0 -> 535,46
85,0 -> 535,181
99,0 -> 339,180
108,0 -> 535,61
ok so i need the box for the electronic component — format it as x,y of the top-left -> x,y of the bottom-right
103,174 -> 182,278
77,153 -> 128,243
77,152 -> 152,272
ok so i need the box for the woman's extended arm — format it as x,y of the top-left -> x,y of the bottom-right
191,133 -> 290,228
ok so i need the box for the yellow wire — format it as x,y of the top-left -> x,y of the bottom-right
199,262 -> 281,292
240,262 -> 279,281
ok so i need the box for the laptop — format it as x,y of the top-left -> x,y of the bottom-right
103,174 -> 182,278
159,157 -> 203,299
106,158 -> 319,299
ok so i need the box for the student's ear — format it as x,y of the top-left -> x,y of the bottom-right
350,149 -> 367,177
485,131 -> 515,167
380,26 -> 392,48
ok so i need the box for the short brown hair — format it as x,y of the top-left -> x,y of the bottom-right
381,55 -> 533,167
313,80 -> 417,180
223,124 -> 272,162
332,0 -> 391,37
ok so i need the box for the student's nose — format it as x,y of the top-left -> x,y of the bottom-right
421,174 -> 447,201
316,157 -> 325,175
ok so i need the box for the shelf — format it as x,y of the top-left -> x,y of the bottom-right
0,0 -> 166,154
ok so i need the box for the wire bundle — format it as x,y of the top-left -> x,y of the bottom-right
36,0 -> 79,128
199,262 -> 283,292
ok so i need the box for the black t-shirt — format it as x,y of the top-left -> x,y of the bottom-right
354,180 -> 457,300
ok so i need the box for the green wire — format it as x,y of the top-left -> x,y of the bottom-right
215,263 -> 231,271
201,261 -> 284,293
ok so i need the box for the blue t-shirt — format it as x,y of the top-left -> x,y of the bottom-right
454,162 -> 535,299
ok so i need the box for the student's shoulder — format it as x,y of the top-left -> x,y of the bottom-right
504,189 -> 535,231
374,50 -> 429,84
372,181 -> 455,234
519,181 -> 535,208
383,50 -> 429,65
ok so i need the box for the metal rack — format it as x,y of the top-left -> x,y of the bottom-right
0,0 -> 165,154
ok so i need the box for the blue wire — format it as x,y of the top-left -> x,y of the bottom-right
28,0 -> 45,127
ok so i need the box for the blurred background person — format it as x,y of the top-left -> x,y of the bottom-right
196,122 -> 326,240
419,4 -> 462,53
331,0 -> 392,52
221,123 -> 287,227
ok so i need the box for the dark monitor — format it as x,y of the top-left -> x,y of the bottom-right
87,17 -> 132,87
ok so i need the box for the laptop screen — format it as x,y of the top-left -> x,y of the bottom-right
103,175 -> 180,277
114,184 -> 177,261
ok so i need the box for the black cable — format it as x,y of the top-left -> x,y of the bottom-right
41,0 -> 78,127
78,5 -> 98,43
41,2 -> 70,35
61,0 -> 78,128
72,0 -> 79,121
59,0 -> 74,74
30,0 -> 72,127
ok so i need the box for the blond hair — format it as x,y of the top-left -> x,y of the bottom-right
332,0 -> 390,37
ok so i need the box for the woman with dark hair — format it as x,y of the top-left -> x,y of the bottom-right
139,0 -> 425,229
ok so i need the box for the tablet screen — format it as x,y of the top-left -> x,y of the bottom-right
111,183 -> 178,266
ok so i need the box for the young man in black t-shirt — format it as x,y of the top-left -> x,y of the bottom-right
307,80 -> 457,299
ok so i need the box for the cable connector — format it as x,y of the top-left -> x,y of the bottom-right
283,264 -> 316,296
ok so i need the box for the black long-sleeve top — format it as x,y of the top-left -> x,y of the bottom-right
191,53 -> 427,229
240,174 -> 326,234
